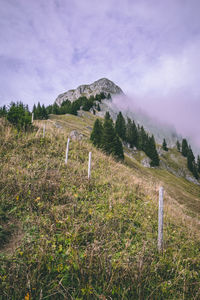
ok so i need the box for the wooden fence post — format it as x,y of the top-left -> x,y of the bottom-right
43,124 -> 45,138
158,186 -> 164,252
65,138 -> 70,165
88,152 -> 92,180
32,113 -> 34,123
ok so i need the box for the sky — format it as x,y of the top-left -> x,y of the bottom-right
0,0 -> 200,147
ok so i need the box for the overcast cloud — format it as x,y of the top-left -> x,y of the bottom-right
0,0 -> 200,147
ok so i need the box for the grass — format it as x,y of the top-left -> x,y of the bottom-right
0,115 -> 200,299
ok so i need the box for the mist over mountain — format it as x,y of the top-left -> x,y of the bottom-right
54,77 -> 200,152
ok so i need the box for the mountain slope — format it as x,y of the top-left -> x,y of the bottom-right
0,115 -> 200,299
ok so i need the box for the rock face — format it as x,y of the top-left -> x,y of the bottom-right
55,78 -> 124,106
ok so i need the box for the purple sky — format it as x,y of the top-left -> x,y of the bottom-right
0,0 -> 200,147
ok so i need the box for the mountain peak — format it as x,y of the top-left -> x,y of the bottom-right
55,78 -> 124,105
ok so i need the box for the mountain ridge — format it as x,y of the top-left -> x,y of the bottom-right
55,78 -> 123,105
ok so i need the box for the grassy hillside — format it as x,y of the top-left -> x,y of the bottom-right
0,114 -> 200,299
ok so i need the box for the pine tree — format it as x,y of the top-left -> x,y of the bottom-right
101,118 -> 116,155
126,118 -> 138,148
41,104 -> 48,119
187,146 -> 195,172
101,115 -> 124,160
162,138 -> 168,151
192,163 -> 199,179
7,102 -> 31,131
97,103 -> 101,111
176,140 -> 181,152
138,126 -> 148,152
148,135 -> 159,166
115,112 -> 126,141
104,111 -> 111,121
36,102 -> 43,119
0,105 -> 7,117
182,139 -> 189,157
113,134 -> 124,160
197,155 -> 200,173
90,119 -> 103,148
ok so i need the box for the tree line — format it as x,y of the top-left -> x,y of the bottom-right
90,111 -> 159,166
1,102 -> 200,179
0,102 -> 32,130
33,93 -> 108,119
177,138 -> 200,179
115,111 -> 159,166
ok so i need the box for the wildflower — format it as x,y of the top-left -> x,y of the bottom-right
25,292 -> 30,300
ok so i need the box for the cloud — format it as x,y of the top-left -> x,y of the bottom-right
0,0 -> 199,149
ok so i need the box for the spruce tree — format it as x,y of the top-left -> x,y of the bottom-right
126,118 -> 138,148
101,115 -> 124,160
113,135 -> 124,160
182,139 -> 189,157
192,163 -> 199,179
90,119 -> 103,148
187,146 -> 199,179
102,117 -> 116,155
176,140 -> 181,152
104,111 -> 111,121
42,104 -> 48,119
187,146 -> 195,173
115,112 -> 126,141
197,155 -> 200,173
148,135 -> 159,166
36,102 -> 43,119
138,126 -> 148,152
7,102 -> 31,131
0,105 -> 7,117
162,138 -> 168,151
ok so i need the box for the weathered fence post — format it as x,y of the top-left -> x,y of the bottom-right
43,124 -> 45,138
32,112 -> 34,123
88,152 -> 92,180
158,186 -> 164,252
65,138 -> 70,165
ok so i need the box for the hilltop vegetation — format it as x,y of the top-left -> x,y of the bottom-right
0,112 -> 200,299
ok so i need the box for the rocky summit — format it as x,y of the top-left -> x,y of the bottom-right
55,78 -> 123,105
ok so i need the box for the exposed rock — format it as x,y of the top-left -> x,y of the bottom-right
55,78 -> 123,106
185,175 -> 200,185
141,157 -> 151,168
69,130 -> 83,141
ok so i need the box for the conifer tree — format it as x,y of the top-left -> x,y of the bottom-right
36,102 -> 43,119
182,139 -> 189,157
126,118 -> 138,148
0,105 -> 7,117
101,114 -> 124,160
102,117 -> 116,155
41,104 -> 48,119
176,140 -> 181,152
90,119 -> 103,148
113,134 -> 124,160
138,126 -> 148,152
192,163 -> 199,179
7,102 -> 31,131
162,138 -> 168,151
187,146 -> 195,172
197,155 -> 200,173
148,135 -> 159,166
115,112 -> 126,141
104,111 -> 111,120
187,146 -> 199,179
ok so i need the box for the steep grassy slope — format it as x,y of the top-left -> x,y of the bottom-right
0,115 -> 200,299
